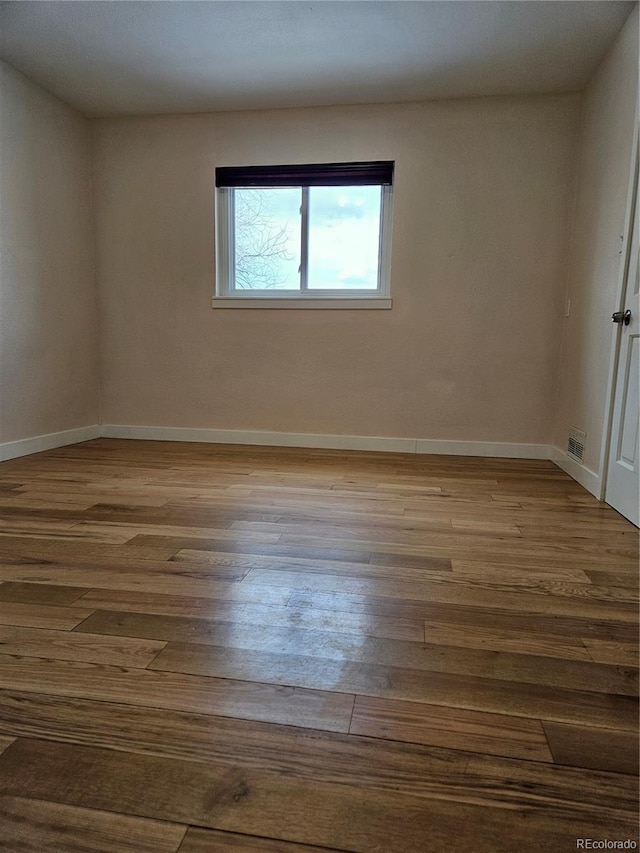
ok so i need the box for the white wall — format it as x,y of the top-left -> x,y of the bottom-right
0,61 -> 100,448
553,8 -> 638,487
93,94 -> 580,445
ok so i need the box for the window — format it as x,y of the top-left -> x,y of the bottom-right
214,161 -> 394,308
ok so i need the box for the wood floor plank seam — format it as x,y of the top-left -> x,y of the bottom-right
176,824 -> 357,853
65,606 -> 99,633
145,641 -> 173,669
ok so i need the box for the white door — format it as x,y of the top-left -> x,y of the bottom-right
606,157 -> 640,526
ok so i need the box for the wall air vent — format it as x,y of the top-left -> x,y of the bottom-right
567,426 -> 586,462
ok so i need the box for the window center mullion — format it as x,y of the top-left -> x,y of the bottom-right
300,186 -> 309,291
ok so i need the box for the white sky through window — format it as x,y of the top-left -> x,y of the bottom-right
233,186 -> 382,290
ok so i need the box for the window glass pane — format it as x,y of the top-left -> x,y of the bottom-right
307,185 -> 381,290
234,188 -> 301,290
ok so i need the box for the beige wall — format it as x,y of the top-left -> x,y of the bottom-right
93,94 -> 579,442
553,8 -> 638,475
0,62 -> 100,443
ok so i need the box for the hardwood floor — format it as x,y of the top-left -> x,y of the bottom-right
0,438 -> 637,852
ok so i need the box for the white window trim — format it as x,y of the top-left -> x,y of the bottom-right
213,183 -> 393,309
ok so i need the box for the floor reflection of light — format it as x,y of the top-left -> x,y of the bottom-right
197,598 -> 372,693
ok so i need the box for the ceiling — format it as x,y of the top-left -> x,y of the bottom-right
0,1 -> 634,117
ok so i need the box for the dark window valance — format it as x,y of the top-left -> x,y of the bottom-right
215,160 -> 394,188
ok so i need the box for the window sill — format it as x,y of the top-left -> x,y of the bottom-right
212,297 -> 392,310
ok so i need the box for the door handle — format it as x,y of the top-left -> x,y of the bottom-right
612,310 -> 632,325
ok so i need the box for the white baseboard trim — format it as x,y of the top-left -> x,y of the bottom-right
102,424 -> 550,460
548,446 -> 602,499
414,439 -> 550,459
102,424 -> 417,453
0,424 -> 102,462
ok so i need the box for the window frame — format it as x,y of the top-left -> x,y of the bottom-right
213,162 -> 394,309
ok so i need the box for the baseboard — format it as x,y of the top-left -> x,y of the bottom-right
101,424 -> 550,459
415,439 -> 550,459
0,424 -> 102,462
548,446 -> 602,499
101,424 -> 417,453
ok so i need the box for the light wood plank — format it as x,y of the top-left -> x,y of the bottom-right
135,534 -> 373,565
543,721 -> 640,776
70,590 -> 424,641
3,553 -> 251,582
0,735 -> 15,755
419,601 -> 638,643
586,568 -> 640,586
583,638 -> 639,666
0,537 -> 180,562
0,794 -> 186,852
287,587 -> 638,624
350,696 -> 552,761
0,581 -> 89,605
178,827 -> 347,853
0,625 -> 165,667
0,563 -> 291,602
72,521 -> 283,544
464,751 -> 639,815
0,601 -> 95,630
0,656 -> 355,732
423,619 -> 592,661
